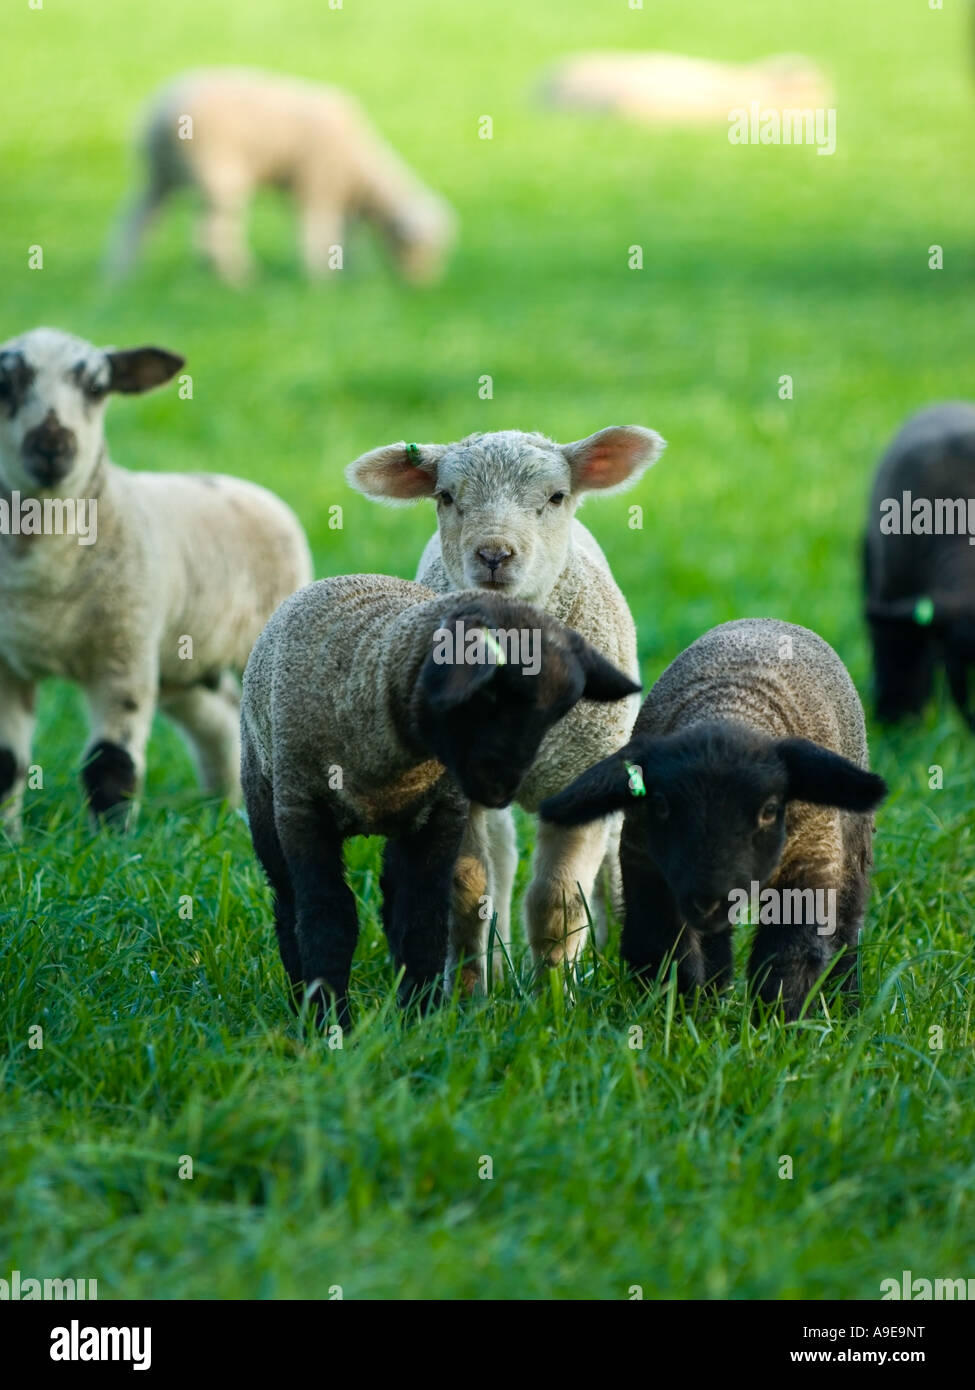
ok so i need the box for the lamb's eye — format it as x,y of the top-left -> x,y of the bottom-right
438,491 -> 453,507
84,379 -> 107,402
549,492 -> 565,505
758,800 -> 780,827
651,791 -> 669,820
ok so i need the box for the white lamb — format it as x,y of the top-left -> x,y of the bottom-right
346,426 -> 664,989
0,327 -> 312,832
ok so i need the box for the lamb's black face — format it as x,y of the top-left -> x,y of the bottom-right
540,722 -> 887,931
639,753 -> 789,932
419,652 -> 583,807
417,611 -> 639,807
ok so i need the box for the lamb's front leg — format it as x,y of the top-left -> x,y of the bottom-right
276,799 -> 358,1031
525,818 -> 609,975
485,806 -> 517,981
446,803 -> 494,996
619,837 -> 704,993
0,659 -> 36,840
81,663 -> 159,825
387,802 -> 465,1012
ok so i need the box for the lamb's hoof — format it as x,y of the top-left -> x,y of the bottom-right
458,964 -> 483,998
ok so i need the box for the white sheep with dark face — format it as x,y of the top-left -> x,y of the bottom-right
0,327 -> 312,832
347,425 -> 663,990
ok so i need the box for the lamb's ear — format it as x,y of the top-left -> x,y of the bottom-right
106,347 -> 185,394
777,738 -> 888,813
566,629 -> 642,702
420,645 -> 497,713
539,745 -> 647,826
345,441 -> 446,504
562,425 -> 665,494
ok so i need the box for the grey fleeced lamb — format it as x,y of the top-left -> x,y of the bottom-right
346,426 -> 663,989
109,69 -> 456,286
540,619 -> 888,1020
0,328 -> 312,832
864,402 -> 975,729
240,573 -> 639,1026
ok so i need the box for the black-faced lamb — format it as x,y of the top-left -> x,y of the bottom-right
240,574 -> 640,1027
539,619 -> 888,1021
109,69 -> 456,286
346,426 -> 663,990
0,327 -> 312,833
864,402 -> 975,728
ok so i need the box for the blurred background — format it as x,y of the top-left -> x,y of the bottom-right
4,0 -> 973,699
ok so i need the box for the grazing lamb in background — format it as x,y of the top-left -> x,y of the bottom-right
346,426 -> 662,989
864,402 -> 975,729
240,573 -> 639,1027
109,69 -> 457,286
0,327 -> 312,833
540,620 -> 888,1021
539,51 -> 831,126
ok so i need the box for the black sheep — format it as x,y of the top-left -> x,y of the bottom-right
864,402 -> 975,727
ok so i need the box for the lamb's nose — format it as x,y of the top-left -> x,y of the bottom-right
477,546 -> 512,573
22,410 -> 78,480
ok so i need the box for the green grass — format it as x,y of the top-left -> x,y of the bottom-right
2,0 -> 974,1299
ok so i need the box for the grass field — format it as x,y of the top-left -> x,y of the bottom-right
1,0 -> 974,1300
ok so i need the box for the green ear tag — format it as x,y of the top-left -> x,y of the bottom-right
914,596 -> 934,626
406,443 -> 421,462
624,761 -> 646,797
482,631 -> 506,665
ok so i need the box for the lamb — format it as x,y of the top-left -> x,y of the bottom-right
539,619 -> 888,1022
108,68 -> 456,286
346,426 -> 663,989
239,574 -> 640,1027
0,327 -> 312,833
863,402 -> 975,729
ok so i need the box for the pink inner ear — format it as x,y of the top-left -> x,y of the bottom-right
362,450 -> 435,498
575,445 -> 638,490
391,462 -> 436,498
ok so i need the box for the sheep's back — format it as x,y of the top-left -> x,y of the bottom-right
145,69 -> 361,186
243,574 -> 446,831
636,619 -> 874,891
637,619 -> 867,767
